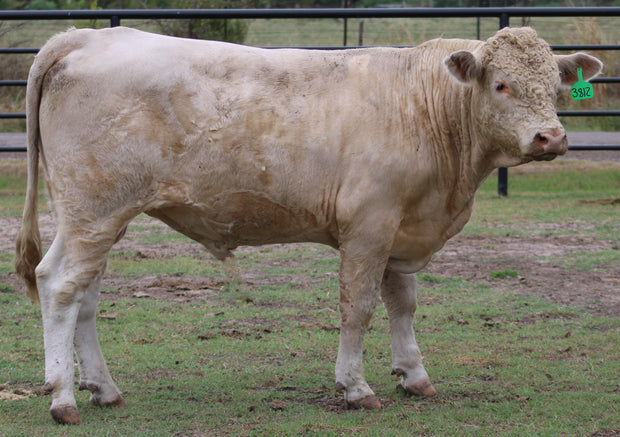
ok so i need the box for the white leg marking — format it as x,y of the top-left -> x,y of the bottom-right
74,276 -> 125,407
36,228 -> 120,423
36,235 -> 81,423
381,270 -> 435,397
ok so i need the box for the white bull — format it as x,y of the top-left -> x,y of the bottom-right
15,26 -> 602,424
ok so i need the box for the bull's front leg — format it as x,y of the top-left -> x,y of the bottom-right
335,237 -> 390,410
380,269 -> 436,397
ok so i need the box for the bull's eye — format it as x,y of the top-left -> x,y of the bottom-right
495,81 -> 508,93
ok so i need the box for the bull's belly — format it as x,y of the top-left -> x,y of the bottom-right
146,193 -> 338,259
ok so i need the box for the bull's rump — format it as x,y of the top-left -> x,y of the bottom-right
37,28 -> 407,253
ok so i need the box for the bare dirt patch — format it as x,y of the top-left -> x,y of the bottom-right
1,213 -> 618,317
0,384 -> 34,401
426,233 -> 619,316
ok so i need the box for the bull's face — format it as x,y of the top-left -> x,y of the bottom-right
444,27 -> 603,168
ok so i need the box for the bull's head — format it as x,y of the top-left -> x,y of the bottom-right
444,27 -> 603,167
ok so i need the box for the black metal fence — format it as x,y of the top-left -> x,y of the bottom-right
1,7 -> 619,195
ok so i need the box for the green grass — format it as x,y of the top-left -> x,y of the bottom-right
489,269 -> 518,279
0,163 -> 618,435
108,253 -> 225,278
0,275 -> 617,435
560,249 -> 620,273
0,170 -> 46,216
465,167 -> 620,240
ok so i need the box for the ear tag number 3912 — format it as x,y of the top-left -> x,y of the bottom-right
571,68 -> 594,100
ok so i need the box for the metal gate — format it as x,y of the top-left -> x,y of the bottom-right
1,7 -> 618,195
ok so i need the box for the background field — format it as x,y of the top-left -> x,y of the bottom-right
0,154 -> 618,435
1,13 -> 619,132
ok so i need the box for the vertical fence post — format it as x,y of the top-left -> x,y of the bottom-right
110,15 -> 120,27
358,20 -> 364,46
343,0 -> 348,46
497,12 -> 509,197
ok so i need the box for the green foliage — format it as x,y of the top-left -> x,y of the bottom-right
73,0 -> 106,30
23,0 -> 58,8
153,0 -> 250,43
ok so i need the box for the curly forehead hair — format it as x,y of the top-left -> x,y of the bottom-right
481,27 -> 558,81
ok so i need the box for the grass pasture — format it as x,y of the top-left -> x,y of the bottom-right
0,157 -> 618,436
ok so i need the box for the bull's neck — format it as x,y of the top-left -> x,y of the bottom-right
399,53 -> 495,211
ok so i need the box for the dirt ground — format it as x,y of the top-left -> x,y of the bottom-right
1,158 -> 618,317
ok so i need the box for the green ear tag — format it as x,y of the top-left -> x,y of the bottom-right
571,68 -> 594,100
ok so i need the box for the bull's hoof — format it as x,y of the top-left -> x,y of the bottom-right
346,394 -> 382,410
90,393 -> 127,408
79,381 -> 127,408
50,405 -> 80,425
401,378 -> 437,397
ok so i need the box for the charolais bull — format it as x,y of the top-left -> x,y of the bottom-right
15,26 -> 602,424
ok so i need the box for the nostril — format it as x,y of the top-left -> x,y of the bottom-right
536,133 -> 548,145
535,130 -> 567,156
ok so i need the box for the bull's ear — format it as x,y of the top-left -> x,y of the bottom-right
444,51 -> 484,84
555,53 -> 603,89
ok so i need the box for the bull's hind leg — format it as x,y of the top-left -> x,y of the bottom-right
36,225 -> 122,424
380,270 -> 436,397
74,276 -> 126,408
37,234 -> 82,424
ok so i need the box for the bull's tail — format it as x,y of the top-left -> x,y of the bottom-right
14,49 -> 47,304
14,132 -> 42,304
14,29 -> 83,304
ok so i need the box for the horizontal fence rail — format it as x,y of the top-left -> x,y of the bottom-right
1,7 -> 620,20
1,7 -> 618,195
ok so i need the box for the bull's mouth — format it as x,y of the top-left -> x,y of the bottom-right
532,151 -> 563,161
528,134 -> 568,161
